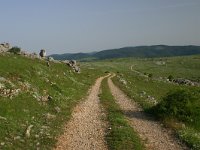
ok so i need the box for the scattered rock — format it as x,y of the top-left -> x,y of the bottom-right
1,142 -> 5,146
69,60 -> 76,66
0,88 -> 21,98
172,78 -> 200,86
0,77 -> 6,82
74,66 -> 80,73
141,91 -> 146,95
14,136 -> 21,140
41,95 -> 49,102
26,125 -> 34,138
119,78 -> 127,85
32,92 -> 41,101
0,116 -> 7,120
54,106 -> 61,113
181,124 -> 186,129
0,83 -> 5,89
47,61 -> 50,67
41,125 -> 49,129
46,113 -> 56,119
144,95 -> 158,105
63,59 -> 81,73
48,95 -> 53,101
48,57 -> 54,61
155,61 -> 166,65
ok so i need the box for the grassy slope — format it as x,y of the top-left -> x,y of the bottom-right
87,55 -> 200,149
126,56 -> 200,81
99,78 -> 144,150
0,54 -> 103,149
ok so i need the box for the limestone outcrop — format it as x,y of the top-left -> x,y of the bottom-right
0,42 -> 12,53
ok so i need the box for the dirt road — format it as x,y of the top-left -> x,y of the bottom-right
55,75 -> 109,150
108,74 -> 187,150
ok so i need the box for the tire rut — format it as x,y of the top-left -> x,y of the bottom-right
55,75 -> 109,150
108,74 -> 188,150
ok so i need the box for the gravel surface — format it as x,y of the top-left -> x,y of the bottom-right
108,75 -> 188,150
55,75 -> 109,150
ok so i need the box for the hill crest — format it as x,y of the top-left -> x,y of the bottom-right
49,45 -> 200,61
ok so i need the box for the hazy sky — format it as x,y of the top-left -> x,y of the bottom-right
0,0 -> 200,54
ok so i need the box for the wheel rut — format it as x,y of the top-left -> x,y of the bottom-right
55,75 -> 109,150
108,74 -> 188,150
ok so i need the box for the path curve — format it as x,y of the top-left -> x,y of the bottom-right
130,65 -> 148,78
108,74 -> 187,150
55,75 -> 109,150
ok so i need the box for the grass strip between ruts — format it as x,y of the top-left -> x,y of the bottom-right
99,77 -> 144,150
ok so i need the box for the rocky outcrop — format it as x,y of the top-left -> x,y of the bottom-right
62,60 -> 81,73
20,51 -> 39,59
173,78 -> 200,86
0,42 -> 12,53
48,57 -> 54,61
39,49 -> 46,58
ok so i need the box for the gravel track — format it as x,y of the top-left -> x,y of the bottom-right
55,75 -> 109,150
108,74 -> 187,150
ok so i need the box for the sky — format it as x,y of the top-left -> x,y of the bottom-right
0,0 -> 200,54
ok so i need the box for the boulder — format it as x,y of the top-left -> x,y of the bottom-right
0,42 -> 11,53
39,49 -> 46,58
48,57 -> 54,61
69,60 -> 76,66
73,66 -> 80,73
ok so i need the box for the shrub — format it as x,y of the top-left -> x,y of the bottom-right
168,75 -> 174,81
8,47 -> 21,54
151,89 -> 200,125
148,73 -> 153,78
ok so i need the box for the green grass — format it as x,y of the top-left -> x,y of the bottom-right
99,77 -> 144,150
178,127 -> 200,150
0,54 -> 104,149
88,55 -> 200,81
1,53 -> 200,149
87,55 -> 200,149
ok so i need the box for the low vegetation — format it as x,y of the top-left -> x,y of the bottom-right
150,89 -> 200,128
8,47 -> 21,54
0,53 -> 103,149
99,78 -> 144,150
149,89 -> 200,149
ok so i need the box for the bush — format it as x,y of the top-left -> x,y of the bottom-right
148,73 -> 153,78
105,71 -> 110,73
151,89 -> 200,125
168,75 -> 174,81
8,47 -> 21,54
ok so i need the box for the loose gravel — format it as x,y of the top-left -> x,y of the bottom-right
55,75 -> 109,150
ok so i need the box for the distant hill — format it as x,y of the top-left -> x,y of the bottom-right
49,45 -> 200,61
